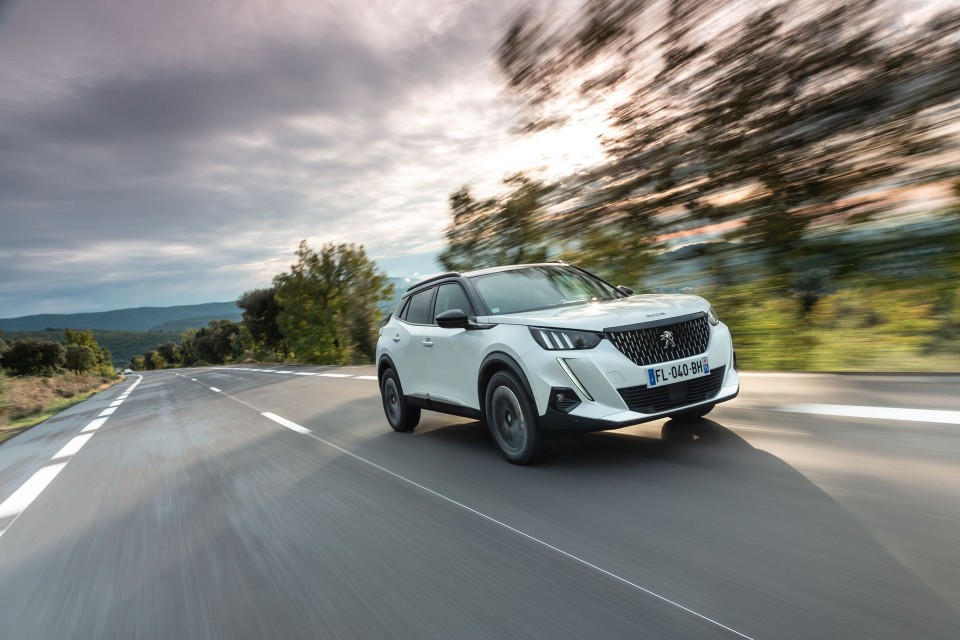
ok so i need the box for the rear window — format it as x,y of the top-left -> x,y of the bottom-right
404,288 -> 435,325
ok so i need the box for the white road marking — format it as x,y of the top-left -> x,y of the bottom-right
0,463 -> 68,521
779,404 -> 960,425
0,375 -> 143,541
262,412 -> 312,434
191,379 -> 197,382
82,418 -> 109,433
294,372 -> 318,376
109,400 -> 123,407
319,373 -> 353,378
209,387 -> 222,393
51,434 -> 94,461
354,375 -> 379,381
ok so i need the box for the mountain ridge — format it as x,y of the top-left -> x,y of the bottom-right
0,301 -> 242,332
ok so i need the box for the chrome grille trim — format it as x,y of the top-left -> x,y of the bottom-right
605,314 -> 710,367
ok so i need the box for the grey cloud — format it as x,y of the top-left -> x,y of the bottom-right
0,0 -> 517,316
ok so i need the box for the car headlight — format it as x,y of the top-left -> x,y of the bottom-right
707,306 -> 720,326
529,327 -> 603,350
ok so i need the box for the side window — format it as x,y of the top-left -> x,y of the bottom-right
396,296 -> 411,320
404,287 -> 435,325
434,283 -> 473,318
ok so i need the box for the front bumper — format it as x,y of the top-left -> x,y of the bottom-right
518,322 -> 739,432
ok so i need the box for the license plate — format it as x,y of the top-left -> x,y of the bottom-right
647,357 -> 710,387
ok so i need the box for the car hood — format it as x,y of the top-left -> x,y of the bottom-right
481,294 -> 710,331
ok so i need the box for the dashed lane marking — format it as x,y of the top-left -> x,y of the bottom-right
51,434 -> 94,461
0,464 -> 68,523
82,418 -> 109,433
0,375 -> 143,540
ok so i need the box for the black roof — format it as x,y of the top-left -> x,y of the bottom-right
401,262 -> 570,296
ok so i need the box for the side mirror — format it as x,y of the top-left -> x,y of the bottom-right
617,285 -> 634,296
436,308 -> 470,329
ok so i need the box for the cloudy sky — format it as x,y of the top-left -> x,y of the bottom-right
0,0 -> 603,317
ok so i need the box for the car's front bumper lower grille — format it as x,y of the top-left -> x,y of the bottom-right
606,314 -> 710,367
617,366 -> 726,414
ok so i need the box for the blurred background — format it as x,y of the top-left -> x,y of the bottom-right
440,0 -> 960,372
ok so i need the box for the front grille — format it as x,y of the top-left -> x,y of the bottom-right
606,314 -> 710,367
618,366 -> 726,414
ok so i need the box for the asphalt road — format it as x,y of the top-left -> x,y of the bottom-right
0,366 -> 957,639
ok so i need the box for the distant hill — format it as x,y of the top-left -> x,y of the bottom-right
147,314 -> 245,333
0,302 -> 242,332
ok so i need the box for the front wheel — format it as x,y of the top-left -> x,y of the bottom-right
484,371 -> 546,464
380,369 -> 420,432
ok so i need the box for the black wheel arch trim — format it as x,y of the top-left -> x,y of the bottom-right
377,354 -> 398,385
478,352 -> 538,418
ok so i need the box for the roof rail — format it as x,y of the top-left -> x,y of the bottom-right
404,271 -> 461,293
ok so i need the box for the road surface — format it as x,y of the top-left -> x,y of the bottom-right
0,366 -> 957,639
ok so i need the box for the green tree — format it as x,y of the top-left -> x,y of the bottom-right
438,175 -> 553,272
1,339 -> 67,376
130,355 -> 146,371
178,320 -> 242,366
143,350 -> 166,370
273,241 -> 393,364
237,288 -> 286,357
64,328 -> 113,374
65,344 -> 97,374
156,342 -> 181,367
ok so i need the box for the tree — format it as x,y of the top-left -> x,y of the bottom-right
438,175 -> 553,272
156,342 -> 181,367
497,0 -> 960,282
64,328 -> 113,374
178,320 -> 242,366
1,339 -> 66,376
130,355 -> 146,371
273,241 -> 393,364
237,288 -> 286,357
65,344 -> 97,374
143,350 -> 166,370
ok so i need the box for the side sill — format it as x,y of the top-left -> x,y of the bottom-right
406,396 -> 483,421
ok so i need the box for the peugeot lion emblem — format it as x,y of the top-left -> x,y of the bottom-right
660,330 -> 676,349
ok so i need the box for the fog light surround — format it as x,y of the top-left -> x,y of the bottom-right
550,387 -> 582,413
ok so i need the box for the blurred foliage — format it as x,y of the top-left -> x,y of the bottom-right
273,241 -> 393,365
430,0 -> 960,371
469,0 -> 960,288
439,175 -> 552,271
707,274 -> 959,371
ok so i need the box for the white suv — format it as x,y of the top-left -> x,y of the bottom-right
376,263 -> 739,464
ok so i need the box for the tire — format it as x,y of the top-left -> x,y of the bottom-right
380,369 -> 420,432
484,371 -> 546,464
670,403 -> 715,422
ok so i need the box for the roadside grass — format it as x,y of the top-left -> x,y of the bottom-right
0,373 -> 121,444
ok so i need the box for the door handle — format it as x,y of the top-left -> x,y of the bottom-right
392,334 -> 401,343
422,339 -> 433,347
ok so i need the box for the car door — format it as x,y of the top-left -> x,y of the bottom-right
420,282 -> 485,410
391,286 -> 436,398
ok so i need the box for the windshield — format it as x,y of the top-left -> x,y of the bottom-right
470,266 -> 622,315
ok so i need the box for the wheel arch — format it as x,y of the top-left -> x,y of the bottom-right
478,352 -> 537,420
378,354 -> 398,385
